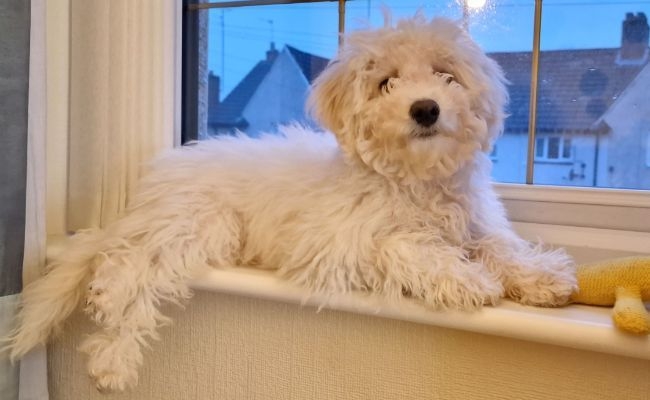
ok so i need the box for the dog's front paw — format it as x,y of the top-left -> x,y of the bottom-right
507,260 -> 577,307
418,263 -> 505,310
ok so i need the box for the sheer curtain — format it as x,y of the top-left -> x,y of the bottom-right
0,1 -> 48,399
67,0 -> 178,230
1,1 -> 178,398
20,0 -> 49,398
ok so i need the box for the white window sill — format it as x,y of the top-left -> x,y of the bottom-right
48,221 -> 650,362
188,221 -> 650,361
494,182 -> 650,207
190,266 -> 650,361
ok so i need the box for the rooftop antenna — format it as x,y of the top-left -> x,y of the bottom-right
220,10 -> 225,85
265,19 -> 274,43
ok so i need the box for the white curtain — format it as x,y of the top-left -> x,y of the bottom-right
67,0 -> 178,230
19,1 -> 48,399
12,1 -> 179,398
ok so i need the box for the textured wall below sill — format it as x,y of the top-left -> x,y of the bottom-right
49,291 -> 650,400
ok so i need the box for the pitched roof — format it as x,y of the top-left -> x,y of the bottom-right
208,45 -> 329,130
490,48 -> 648,133
209,44 -> 649,134
286,45 -> 330,83
208,59 -> 274,129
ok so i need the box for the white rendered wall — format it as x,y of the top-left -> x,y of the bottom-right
491,133 -> 599,187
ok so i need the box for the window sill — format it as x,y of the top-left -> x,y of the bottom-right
190,266 -> 650,361
47,222 -> 650,362
533,159 -> 574,165
495,182 -> 650,208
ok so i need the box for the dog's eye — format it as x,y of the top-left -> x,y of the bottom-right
434,71 -> 455,85
379,78 -> 390,92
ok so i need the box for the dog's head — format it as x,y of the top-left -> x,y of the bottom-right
308,15 -> 508,183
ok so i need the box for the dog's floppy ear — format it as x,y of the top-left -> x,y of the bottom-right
449,30 -> 509,150
472,55 -> 509,151
308,59 -> 348,132
470,49 -> 508,148
307,56 -> 363,154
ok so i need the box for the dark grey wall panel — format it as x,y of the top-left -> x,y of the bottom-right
0,0 -> 30,295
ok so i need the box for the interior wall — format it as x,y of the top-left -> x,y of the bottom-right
48,291 -> 650,400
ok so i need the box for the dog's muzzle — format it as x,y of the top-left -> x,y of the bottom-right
409,99 -> 440,128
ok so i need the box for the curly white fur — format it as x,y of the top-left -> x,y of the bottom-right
4,16 -> 576,391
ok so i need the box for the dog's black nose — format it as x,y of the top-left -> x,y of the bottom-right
409,99 -> 440,127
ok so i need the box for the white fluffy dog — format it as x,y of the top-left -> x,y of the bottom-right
6,16 -> 576,391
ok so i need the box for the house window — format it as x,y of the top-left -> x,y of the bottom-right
535,136 -> 572,162
182,1 -> 650,190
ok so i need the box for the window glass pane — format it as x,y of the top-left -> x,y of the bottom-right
346,0 -> 535,184
547,136 -> 560,159
198,2 -> 339,139
345,1 -> 462,26
562,137 -> 572,158
534,0 -> 650,189
536,137 -> 545,157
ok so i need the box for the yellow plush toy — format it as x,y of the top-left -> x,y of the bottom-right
570,256 -> 650,334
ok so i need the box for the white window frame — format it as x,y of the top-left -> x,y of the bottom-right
534,135 -> 573,163
44,1 -> 649,240
44,1 -> 650,237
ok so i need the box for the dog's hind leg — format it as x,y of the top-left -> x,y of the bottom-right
79,194 -> 242,391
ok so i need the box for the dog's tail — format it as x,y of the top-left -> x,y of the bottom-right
2,229 -> 103,361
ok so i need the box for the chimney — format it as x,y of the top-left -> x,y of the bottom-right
208,71 -> 220,114
266,42 -> 279,63
620,12 -> 649,62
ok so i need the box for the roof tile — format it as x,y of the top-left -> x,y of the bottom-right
208,45 -> 649,134
490,48 -> 648,133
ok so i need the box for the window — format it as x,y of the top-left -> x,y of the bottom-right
535,136 -> 572,162
182,0 -> 650,190
182,0 -> 341,143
